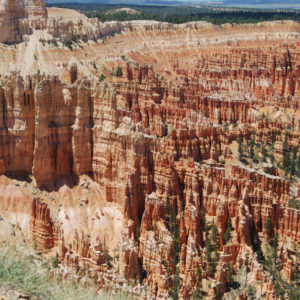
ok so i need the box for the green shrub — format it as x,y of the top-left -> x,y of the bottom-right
115,66 -> 123,77
104,248 -> 113,269
98,74 -> 106,82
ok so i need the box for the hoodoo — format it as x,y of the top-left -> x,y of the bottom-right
0,1 -> 299,299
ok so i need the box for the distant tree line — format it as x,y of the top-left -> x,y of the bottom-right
48,3 -> 300,25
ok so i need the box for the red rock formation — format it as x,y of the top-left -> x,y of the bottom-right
30,197 -> 54,251
139,192 -> 172,298
0,11 -> 299,299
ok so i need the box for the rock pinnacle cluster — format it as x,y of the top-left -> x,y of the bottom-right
0,0 -> 299,299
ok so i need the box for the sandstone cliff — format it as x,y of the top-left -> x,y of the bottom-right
0,0 -> 47,43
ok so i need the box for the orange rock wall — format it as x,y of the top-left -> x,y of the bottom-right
0,25 -> 300,299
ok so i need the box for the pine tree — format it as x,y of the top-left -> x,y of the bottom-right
283,131 -> 291,175
192,287 -> 203,299
238,138 -> 243,160
244,254 -> 249,289
169,268 -> 180,300
136,218 -> 141,241
51,252 -> 60,269
264,217 -> 273,238
115,66 -> 123,77
207,223 -> 220,275
98,73 -> 106,82
270,233 -> 280,273
211,223 -> 219,247
263,233 -> 286,298
297,156 -> 300,177
250,138 -> 255,159
247,285 -> 256,300
104,248 -> 113,269
166,195 -> 180,265
223,217 -> 232,245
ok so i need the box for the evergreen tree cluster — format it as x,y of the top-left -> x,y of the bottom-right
110,66 -> 123,77
282,132 -> 300,178
206,222 -> 220,275
263,233 -> 300,299
49,3 -> 300,25
238,130 -> 300,180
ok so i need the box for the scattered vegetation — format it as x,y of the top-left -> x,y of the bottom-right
51,252 -> 60,269
246,285 -> 256,300
262,234 -> 300,299
223,216 -> 232,245
98,73 -> 106,82
63,35 -> 80,50
281,132 -> 300,178
0,242 -> 123,300
63,39 -> 73,50
226,262 -> 235,290
205,221 -> 220,275
39,38 -> 59,48
237,129 -> 300,182
289,197 -> 300,209
192,287 -> 203,299
104,248 -> 113,269
110,66 -> 123,77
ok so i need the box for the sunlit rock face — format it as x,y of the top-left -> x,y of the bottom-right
0,0 -> 47,43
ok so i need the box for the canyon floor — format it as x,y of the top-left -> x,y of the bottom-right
0,1 -> 299,299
